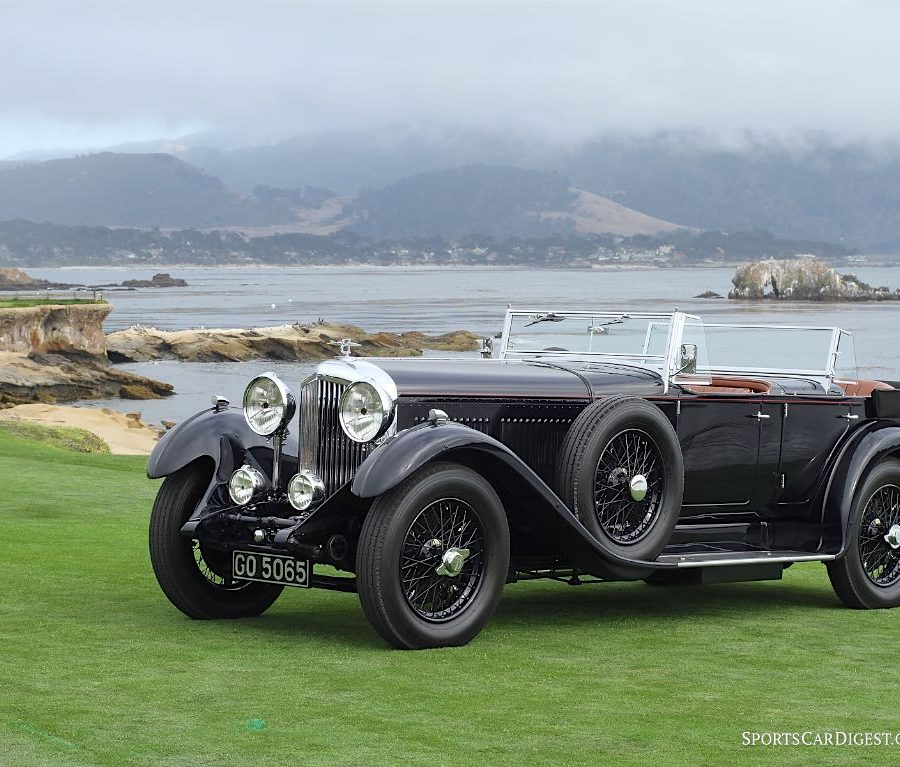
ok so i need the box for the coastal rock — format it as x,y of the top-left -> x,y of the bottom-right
729,257 -> 900,301
0,303 -> 112,356
0,351 -> 173,406
106,322 -> 480,363
0,267 -> 76,291
0,267 -> 45,289
120,273 -> 188,288
694,290 -> 723,299
0,352 -> 173,405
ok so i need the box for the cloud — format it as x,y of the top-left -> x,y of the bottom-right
2,0 -> 900,156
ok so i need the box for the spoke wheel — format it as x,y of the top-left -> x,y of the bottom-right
192,542 -> 254,592
556,395 -> 683,565
827,459 -> 900,610
400,498 -> 485,622
594,428 -> 664,544
357,462 -> 510,649
858,484 -> 900,587
149,462 -> 283,619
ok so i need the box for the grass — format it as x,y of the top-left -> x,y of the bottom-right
1,432 -> 897,766
0,297 -> 107,309
0,421 -> 110,454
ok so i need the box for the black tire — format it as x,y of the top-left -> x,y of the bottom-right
556,395 -> 684,561
149,462 -> 283,619
356,462 -> 510,649
827,459 -> 900,609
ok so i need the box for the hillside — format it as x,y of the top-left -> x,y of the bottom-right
0,153 -> 294,228
164,129 -> 900,247
347,165 -> 681,239
555,135 -> 900,247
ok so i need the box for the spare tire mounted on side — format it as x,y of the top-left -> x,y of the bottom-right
556,395 -> 684,561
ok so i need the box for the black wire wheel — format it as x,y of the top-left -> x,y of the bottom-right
858,484 -> 900,587
357,462 -> 510,649
191,541 -> 254,591
149,462 -> 283,619
828,459 -> 900,609
557,395 -> 684,563
594,428 -> 665,544
400,498 -> 485,622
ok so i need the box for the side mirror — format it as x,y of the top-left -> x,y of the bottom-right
480,337 -> 494,359
679,343 -> 698,374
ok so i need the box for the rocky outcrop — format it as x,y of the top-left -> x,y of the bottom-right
730,257 -> 900,301
0,267 -> 76,290
106,321 -> 480,363
0,300 -> 173,406
0,303 -> 112,356
119,273 -> 188,288
0,351 -> 173,407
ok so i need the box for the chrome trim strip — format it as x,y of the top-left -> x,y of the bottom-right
663,553 -> 836,568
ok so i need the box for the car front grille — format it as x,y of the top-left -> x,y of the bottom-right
299,376 -> 370,497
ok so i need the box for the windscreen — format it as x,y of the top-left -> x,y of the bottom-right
702,325 -> 855,381
503,312 -> 670,366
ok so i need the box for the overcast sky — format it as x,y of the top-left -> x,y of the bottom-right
1,0 -> 899,157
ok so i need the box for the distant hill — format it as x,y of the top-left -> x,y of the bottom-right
169,129 -> 900,247
347,165 -> 680,239
0,153 -> 295,228
555,135 -> 900,247
0,154 -> 683,239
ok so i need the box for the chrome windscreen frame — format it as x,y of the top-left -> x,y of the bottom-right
498,308 -> 857,394
699,323 -> 856,392
498,309 -> 708,394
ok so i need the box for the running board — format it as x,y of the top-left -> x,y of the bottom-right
657,550 -> 836,569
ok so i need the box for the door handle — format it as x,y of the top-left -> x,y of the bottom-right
746,411 -> 770,420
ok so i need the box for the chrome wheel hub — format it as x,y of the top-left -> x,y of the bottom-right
885,524 -> 900,550
629,474 -> 648,502
436,547 -> 470,577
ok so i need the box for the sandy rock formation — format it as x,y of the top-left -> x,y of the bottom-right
730,257 -> 900,301
0,303 -> 112,356
0,267 -> 76,291
106,321 -> 480,363
0,351 -> 173,407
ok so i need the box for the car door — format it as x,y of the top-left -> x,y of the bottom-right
777,397 -> 860,507
676,396 -> 781,512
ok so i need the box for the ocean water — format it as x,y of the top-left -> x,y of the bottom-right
23,265 -> 900,425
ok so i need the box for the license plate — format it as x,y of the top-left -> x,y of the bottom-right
232,550 -> 311,588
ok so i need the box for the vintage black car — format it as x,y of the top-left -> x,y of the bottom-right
148,309 -> 900,648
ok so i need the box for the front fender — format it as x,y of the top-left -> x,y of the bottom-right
351,422 -> 673,579
147,407 -> 295,480
821,420 -> 900,555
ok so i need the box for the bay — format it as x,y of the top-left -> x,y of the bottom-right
24,265 -> 900,424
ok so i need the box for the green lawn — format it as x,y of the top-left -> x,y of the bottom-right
1,432 -> 896,767
0,297 -> 106,309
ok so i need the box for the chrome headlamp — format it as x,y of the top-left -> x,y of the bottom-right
338,381 -> 394,443
243,373 -> 295,436
287,470 -> 326,511
228,465 -> 266,506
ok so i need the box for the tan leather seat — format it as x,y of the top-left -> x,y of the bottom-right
683,376 -> 773,395
840,380 -> 894,397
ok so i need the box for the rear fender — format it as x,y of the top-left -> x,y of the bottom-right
821,420 -> 900,555
351,422 -> 672,579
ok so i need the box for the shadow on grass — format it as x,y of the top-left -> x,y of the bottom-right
493,577 -> 840,625
216,576 -> 841,648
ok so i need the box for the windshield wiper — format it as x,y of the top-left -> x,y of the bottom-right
587,314 -> 630,333
525,312 -> 567,327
